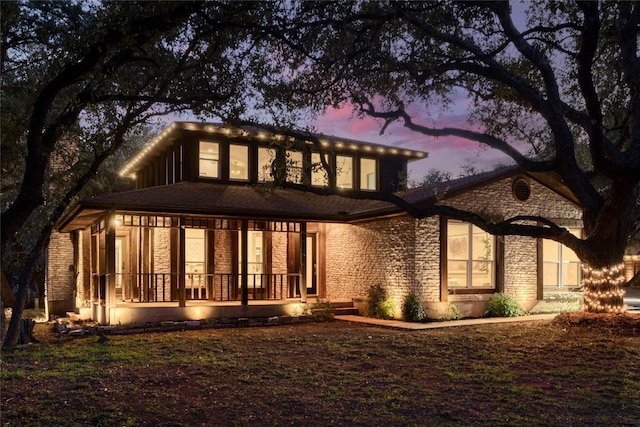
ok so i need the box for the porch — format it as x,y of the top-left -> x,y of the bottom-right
82,213 -> 322,325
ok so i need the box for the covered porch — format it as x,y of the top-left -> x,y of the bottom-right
77,212 -> 323,325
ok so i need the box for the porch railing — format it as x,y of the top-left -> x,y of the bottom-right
96,273 -> 300,303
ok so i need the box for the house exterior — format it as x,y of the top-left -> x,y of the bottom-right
47,122 -> 583,324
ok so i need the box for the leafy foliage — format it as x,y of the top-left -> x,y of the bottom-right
366,284 -> 394,320
402,293 -> 426,322
486,293 -> 525,318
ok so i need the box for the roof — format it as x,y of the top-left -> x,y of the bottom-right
399,166 -> 579,206
120,121 -> 429,178
57,182 -> 396,232
58,166 -> 579,232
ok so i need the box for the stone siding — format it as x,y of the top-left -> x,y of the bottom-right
326,217 -> 416,313
46,230 -> 76,314
323,175 -> 581,316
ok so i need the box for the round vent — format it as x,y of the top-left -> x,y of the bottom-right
513,178 -> 531,202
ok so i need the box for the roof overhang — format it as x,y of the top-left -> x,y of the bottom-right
119,122 -> 429,178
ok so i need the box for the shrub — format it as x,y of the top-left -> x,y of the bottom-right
311,299 -> 335,321
486,293 -> 525,317
367,284 -> 394,319
442,303 -> 462,320
402,293 -> 426,322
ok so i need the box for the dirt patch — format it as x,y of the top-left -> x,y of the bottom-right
552,312 -> 640,335
2,319 -> 639,426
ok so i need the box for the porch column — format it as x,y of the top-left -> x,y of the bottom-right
241,220 -> 248,305
105,211 -> 117,325
178,221 -> 186,307
300,222 -> 307,303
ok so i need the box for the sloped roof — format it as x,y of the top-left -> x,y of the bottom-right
58,166 -> 579,232
57,182 -> 396,231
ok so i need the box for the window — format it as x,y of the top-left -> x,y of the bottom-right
185,228 -> 205,299
542,228 -> 581,288
239,230 -> 264,289
258,147 -> 275,182
229,144 -> 248,180
336,155 -> 353,189
199,141 -> 219,178
287,150 -> 303,183
447,221 -> 495,288
360,157 -> 377,190
311,152 -> 329,187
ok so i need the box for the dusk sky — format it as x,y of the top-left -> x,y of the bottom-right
311,104 -> 514,183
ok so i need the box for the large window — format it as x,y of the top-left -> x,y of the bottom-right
447,221 -> 495,289
257,147 -> 275,182
229,144 -> 249,181
287,150 -> 303,183
336,155 -> 353,189
360,158 -> 377,190
311,153 -> 329,187
239,230 -> 264,289
542,228 -> 581,288
185,228 -> 205,299
199,141 -> 219,178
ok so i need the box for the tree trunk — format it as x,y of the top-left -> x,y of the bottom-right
582,261 -> 626,313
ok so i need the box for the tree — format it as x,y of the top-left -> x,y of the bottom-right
0,0 -> 275,347
253,0 -> 639,313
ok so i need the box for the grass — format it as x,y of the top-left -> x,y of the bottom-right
1,319 -> 639,426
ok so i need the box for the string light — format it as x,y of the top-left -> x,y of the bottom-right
582,262 -> 626,314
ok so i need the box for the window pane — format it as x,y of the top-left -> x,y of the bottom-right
336,155 -> 353,189
447,223 -> 469,260
563,262 -> 580,287
472,261 -> 493,287
230,144 -> 248,180
471,226 -> 493,261
287,151 -> 303,183
543,263 -> 559,287
360,158 -> 377,190
258,147 -> 274,182
311,153 -> 328,186
199,141 -> 219,178
542,239 -> 560,262
448,261 -> 467,288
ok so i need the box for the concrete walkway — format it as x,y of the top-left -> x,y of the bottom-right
335,313 -> 558,330
336,287 -> 640,330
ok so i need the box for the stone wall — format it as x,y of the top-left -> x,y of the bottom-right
323,175 -> 582,316
325,217 -> 416,314
46,230 -> 76,315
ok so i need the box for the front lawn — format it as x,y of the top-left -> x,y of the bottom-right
2,319 -> 639,426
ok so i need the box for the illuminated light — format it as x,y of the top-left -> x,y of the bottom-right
403,150 -> 413,156
206,125 -> 215,132
335,142 -> 344,148
363,145 -> 372,151
582,262 -> 626,313
321,140 -> 330,146
377,147 -> 385,153
390,148 -> 398,154
350,144 -> 359,150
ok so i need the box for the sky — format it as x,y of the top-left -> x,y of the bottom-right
311,104 -> 514,183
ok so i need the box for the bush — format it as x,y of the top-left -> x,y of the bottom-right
442,303 -> 462,320
367,284 -> 394,319
486,293 -> 525,317
311,299 -> 335,321
402,293 -> 426,322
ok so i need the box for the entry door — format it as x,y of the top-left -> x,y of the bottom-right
306,234 -> 317,295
